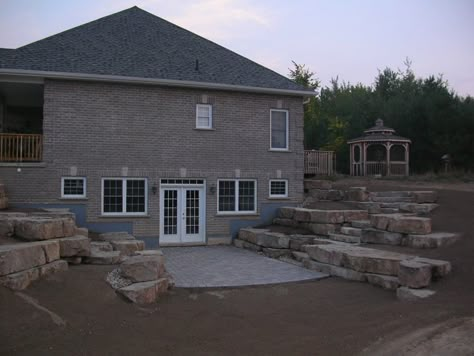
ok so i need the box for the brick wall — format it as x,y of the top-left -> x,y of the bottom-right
0,79 -> 305,240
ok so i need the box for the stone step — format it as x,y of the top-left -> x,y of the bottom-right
279,207 -> 368,224
328,233 -> 360,244
291,251 -> 309,262
370,214 -> 432,234
361,228 -> 404,246
365,274 -> 400,290
10,216 -> 76,241
399,203 -> 439,214
116,278 -> 169,304
380,208 -> 400,214
96,231 -> 135,242
110,240 -> 145,256
238,228 -> 290,249
55,235 -> 91,257
340,226 -> 362,237
0,240 -> 59,276
351,220 -> 371,229
370,191 -> 413,198
406,232 -> 460,249
83,250 -> 121,265
371,196 -> 415,203
91,241 -> 113,252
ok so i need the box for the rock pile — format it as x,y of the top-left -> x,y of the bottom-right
85,232 -> 145,264
106,250 -> 173,304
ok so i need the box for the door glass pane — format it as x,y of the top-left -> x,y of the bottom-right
239,181 -> 255,211
186,190 -> 200,234
164,190 -> 178,235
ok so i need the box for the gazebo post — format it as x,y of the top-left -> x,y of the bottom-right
363,142 -> 367,176
386,143 -> 392,176
405,143 -> 410,176
349,143 -> 353,176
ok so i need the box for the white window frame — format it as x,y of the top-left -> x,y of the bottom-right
217,179 -> 257,215
101,178 -> 148,216
270,109 -> 289,151
269,179 -> 288,198
61,177 -> 87,199
196,104 -> 213,129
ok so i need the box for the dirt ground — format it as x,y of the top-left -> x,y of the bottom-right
1,179 -> 473,356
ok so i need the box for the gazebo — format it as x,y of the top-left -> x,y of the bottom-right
347,119 -> 411,176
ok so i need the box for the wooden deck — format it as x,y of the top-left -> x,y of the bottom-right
304,150 -> 335,176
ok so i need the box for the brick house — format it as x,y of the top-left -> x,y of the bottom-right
0,7 -> 313,246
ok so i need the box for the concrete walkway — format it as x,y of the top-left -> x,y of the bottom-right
162,246 -> 328,288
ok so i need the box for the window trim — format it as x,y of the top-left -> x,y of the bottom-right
270,109 -> 289,151
269,179 -> 288,198
217,179 -> 257,215
101,177 -> 148,216
196,104 -> 213,129
61,177 -> 87,199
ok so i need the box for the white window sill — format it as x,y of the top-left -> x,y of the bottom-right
268,196 -> 290,200
59,197 -> 88,200
100,214 -> 149,218
268,149 -> 291,152
194,127 -> 216,131
216,212 -> 259,217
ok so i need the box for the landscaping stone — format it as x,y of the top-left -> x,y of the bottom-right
304,223 -> 337,236
293,208 -> 313,222
302,259 -> 332,274
413,257 -> 451,278
278,207 -> 296,219
304,180 -> 333,190
262,248 -> 291,259
305,244 -> 344,266
233,239 -> 262,252
110,240 -> 145,256
366,274 -> 400,290
370,214 -> 401,230
308,210 -> 345,224
0,197 -> 8,210
398,260 -> 432,288
0,218 -> 14,237
253,232 -> 290,249
289,235 -> 316,251
370,191 -> 412,198
273,218 -> 299,227
0,240 -> 59,276
64,256 -> 82,265
39,259 -> 68,276
340,226 -> 362,237
83,250 -> 121,265
14,217 -> 70,241
325,190 -> 344,201
91,241 -> 113,252
238,228 -> 269,245
380,208 -> 400,214
397,286 -> 436,301
412,191 -> 438,203
371,196 -> 415,203
302,259 -> 366,281
343,210 -> 369,222
134,249 -> 163,257
344,189 -> 369,202
387,216 -> 432,235
291,251 -> 309,262
56,235 -> 91,257
406,232 -> 460,249
97,231 -> 135,241
361,228 -> 404,245
74,227 -> 89,237
120,254 -> 165,282
351,220 -> 371,229
356,202 -> 382,214
399,203 -> 439,214
116,278 -> 169,304
328,232 -> 360,244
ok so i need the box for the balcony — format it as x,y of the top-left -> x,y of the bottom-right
0,134 -> 43,162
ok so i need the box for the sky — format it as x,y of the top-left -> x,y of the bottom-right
1,0 -> 473,96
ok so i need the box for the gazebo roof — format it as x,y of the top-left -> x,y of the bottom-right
347,119 -> 411,144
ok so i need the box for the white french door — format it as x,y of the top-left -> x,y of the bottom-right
159,180 -> 205,244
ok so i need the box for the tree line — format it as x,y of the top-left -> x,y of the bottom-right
290,60 -> 474,174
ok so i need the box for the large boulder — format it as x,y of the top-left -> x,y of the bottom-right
238,228 -> 269,245
97,232 -> 135,242
304,223 -> 337,236
83,250 -> 121,265
55,236 -> 91,257
14,217 -> 75,241
413,257 -> 451,278
0,241 -> 59,276
119,254 -> 165,282
365,274 -> 400,290
110,240 -> 145,256
412,191 -> 438,203
398,260 -> 432,288
387,216 -> 432,235
117,278 -> 169,304
361,228 -> 403,246
278,207 -> 296,219
256,232 -> 290,249
343,210 -> 369,222
307,210 -> 345,224
406,232 -> 460,249
0,218 -> 14,237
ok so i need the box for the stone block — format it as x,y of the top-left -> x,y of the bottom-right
343,210 -> 369,222
399,203 -> 439,214
0,218 -> 15,237
273,218 -> 299,228
289,235 -> 316,251
328,233 -> 360,244
233,239 -> 262,252
406,232 -> 460,249
238,228 -> 268,245
398,260 -> 432,288
397,287 -> 436,301
14,218 -> 66,241
62,218 -> 76,237
412,191 -> 438,203
117,278 -> 169,304
344,189 -> 369,202
97,231 -> 135,241
0,267 -> 40,290
291,251 -> 309,262
0,197 -> 8,210
351,220 -> 371,229
262,248 -> 291,259
91,241 -> 113,252
356,202 -> 382,214
256,232 -> 290,249
304,180 -> 333,190
0,240 -> 59,276
326,190 -> 344,201
361,228 -> 403,246
305,245 -> 344,266
74,227 -> 89,237
278,207 -> 296,219
329,264 -> 367,281
83,250 -> 121,265
370,214 -> 400,230
305,223 -> 337,236
120,254 -> 165,282
340,226 -> 362,237
64,256 -> 82,265
39,260 -> 68,276
56,235 -> 91,257
110,240 -> 145,256
308,210 -> 345,224
370,191 -> 412,198
366,274 -> 400,290
413,257 -> 451,278
387,216 -> 432,235
302,259 -> 332,274
371,196 -> 415,203
293,208 -> 313,222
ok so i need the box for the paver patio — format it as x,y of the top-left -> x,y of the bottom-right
162,245 -> 328,288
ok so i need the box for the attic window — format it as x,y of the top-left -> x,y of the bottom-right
196,104 -> 212,129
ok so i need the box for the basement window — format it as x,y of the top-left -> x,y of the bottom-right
102,178 -> 147,216
61,177 -> 86,199
217,179 -> 257,214
269,179 -> 288,198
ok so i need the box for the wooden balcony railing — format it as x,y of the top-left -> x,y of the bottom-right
0,134 -> 43,162
304,150 -> 336,175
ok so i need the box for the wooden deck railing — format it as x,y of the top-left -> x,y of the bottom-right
304,150 -> 336,175
0,134 -> 43,162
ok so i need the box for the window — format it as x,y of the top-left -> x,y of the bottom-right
270,109 -> 289,150
218,179 -> 256,214
102,178 -> 147,215
269,179 -> 288,198
61,177 -> 86,198
196,104 -> 213,129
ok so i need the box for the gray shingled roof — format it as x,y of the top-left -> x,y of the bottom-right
347,134 -> 411,143
0,7 -> 311,93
